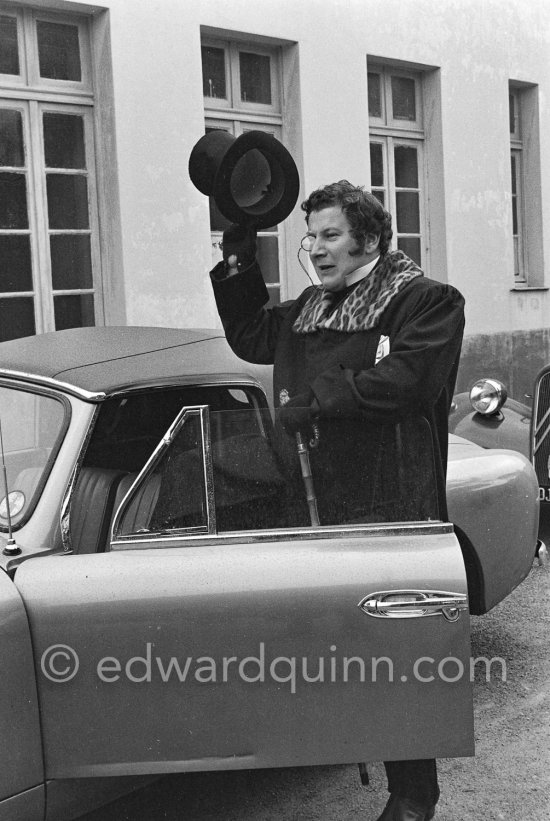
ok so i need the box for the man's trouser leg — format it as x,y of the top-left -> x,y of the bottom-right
383,759 -> 440,806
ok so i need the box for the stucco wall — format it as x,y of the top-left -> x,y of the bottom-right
457,328 -> 550,403
68,0 -> 550,344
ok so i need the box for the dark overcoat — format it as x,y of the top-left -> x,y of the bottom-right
211,256 -> 465,525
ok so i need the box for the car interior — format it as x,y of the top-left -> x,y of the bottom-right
70,385 -> 287,552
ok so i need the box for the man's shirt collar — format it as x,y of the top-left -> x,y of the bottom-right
344,255 -> 381,287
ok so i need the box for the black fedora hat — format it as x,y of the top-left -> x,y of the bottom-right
188,130 -> 300,229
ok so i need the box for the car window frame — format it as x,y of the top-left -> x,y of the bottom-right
0,379 -> 71,531
109,400 -> 445,551
111,404 -> 217,540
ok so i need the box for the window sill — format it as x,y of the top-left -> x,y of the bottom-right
510,285 -> 549,292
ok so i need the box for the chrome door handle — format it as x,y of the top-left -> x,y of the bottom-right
358,590 -> 468,621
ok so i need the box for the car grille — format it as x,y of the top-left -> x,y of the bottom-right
533,370 -> 550,490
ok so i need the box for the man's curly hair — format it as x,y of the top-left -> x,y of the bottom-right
301,180 -> 393,255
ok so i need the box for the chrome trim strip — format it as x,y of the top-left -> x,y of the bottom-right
533,403 -> 550,454
110,521 -> 454,550
111,405 -> 213,540
0,369 -> 106,401
199,407 -> 217,535
103,374 -> 267,399
60,404 -> 102,553
51,753 -> 256,778
0,371 -> 266,403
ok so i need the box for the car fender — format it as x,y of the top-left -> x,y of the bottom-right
0,566 -> 44,820
449,393 -> 531,458
447,442 -> 538,613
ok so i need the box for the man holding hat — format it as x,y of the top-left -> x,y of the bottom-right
207,177 -> 465,821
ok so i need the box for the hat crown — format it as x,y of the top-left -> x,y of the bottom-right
188,130 -> 300,228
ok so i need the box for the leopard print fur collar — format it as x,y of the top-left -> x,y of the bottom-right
292,250 -> 423,334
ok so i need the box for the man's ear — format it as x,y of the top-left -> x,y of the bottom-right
364,233 -> 381,254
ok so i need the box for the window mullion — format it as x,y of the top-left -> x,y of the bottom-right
387,136 -> 397,219
384,70 -> 393,123
229,42 -> 240,110
82,105 -> 103,323
22,8 -> 38,87
28,100 -> 53,333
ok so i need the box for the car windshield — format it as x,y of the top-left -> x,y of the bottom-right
0,385 -> 67,530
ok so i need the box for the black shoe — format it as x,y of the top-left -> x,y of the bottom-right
375,794 -> 436,821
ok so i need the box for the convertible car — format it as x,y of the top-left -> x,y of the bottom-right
0,327 -> 539,821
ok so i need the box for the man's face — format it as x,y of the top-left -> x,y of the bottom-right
305,206 -> 379,292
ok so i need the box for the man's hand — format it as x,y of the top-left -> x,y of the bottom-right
222,223 -> 257,275
279,392 -> 320,438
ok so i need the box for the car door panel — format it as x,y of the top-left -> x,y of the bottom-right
15,527 -> 474,778
0,569 -> 44,808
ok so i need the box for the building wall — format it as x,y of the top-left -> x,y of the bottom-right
24,0 -> 550,396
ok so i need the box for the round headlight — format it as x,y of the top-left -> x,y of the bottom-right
469,378 -> 508,416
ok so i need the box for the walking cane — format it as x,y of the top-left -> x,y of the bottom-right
295,423 -> 320,527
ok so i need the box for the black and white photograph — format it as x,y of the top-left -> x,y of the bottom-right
0,1 -> 549,819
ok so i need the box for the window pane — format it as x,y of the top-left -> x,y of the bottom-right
0,109 -> 24,167
43,113 -> 85,169
0,15 -> 19,75
0,173 -> 28,228
394,145 -> 418,188
513,236 -> 520,277
0,235 -> 32,291
46,174 -> 89,229
397,236 -> 421,265
511,154 -> 517,195
257,236 -> 279,284
123,413 -> 207,535
37,20 -> 82,82
370,142 -> 384,187
509,93 -> 515,134
239,52 -> 271,104
512,196 -> 518,235
372,189 -> 385,207
54,293 -> 94,330
50,234 -> 92,289
396,191 -> 420,233
202,46 -> 226,100
210,408 -> 290,531
368,72 -> 382,118
391,76 -> 416,121
0,297 -> 35,340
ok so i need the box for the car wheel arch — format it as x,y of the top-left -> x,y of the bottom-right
453,523 -> 487,615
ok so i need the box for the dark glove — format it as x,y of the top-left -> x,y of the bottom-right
279,392 -> 320,439
222,223 -> 257,272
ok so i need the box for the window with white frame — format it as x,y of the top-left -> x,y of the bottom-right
0,5 -> 100,341
509,87 -> 525,284
368,65 -> 425,268
201,37 -> 284,305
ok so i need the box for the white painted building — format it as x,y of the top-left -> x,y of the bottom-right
1,0 -> 549,395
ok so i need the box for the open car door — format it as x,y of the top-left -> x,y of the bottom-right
15,404 -> 474,778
